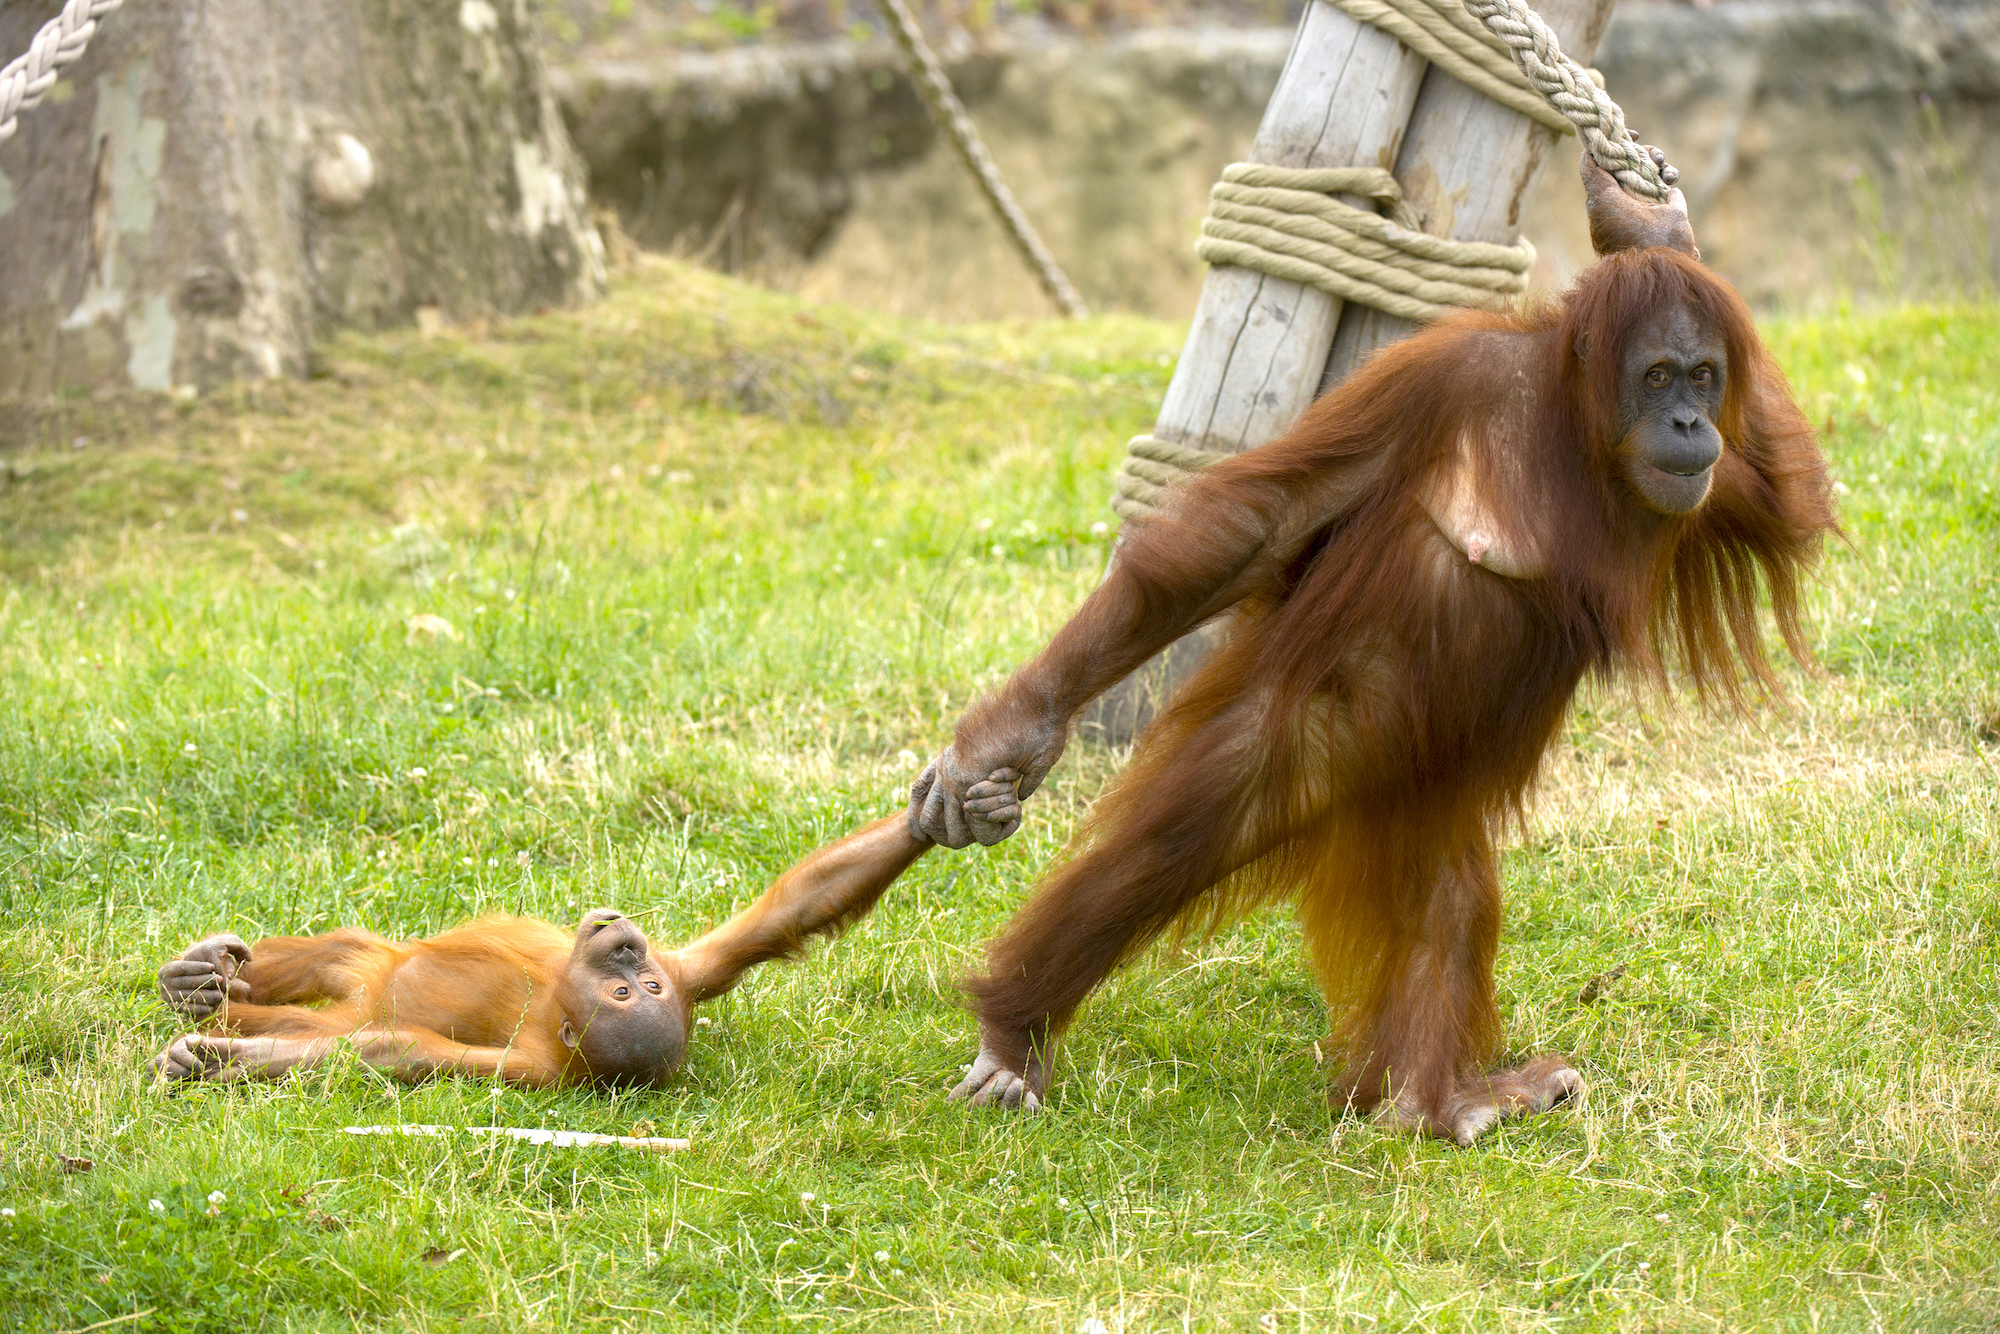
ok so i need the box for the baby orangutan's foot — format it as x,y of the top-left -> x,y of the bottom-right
1372,1056 -> 1582,1147
156,934 -> 252,1019
152,1033 -> 330,1084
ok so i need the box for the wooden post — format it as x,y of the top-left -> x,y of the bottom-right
1086,0 -> 1618,745
1084,0 -> 1427,743
1150,3 -> 1427,456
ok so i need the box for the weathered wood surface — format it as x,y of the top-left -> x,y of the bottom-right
1321,0 -> 1616,386
1151,0 -> 1427,455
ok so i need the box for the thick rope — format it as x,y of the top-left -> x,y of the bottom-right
875,0 -> 1088,318
1111,435 -> 1232,522
1193,163 -> 1535,325
0,0 -> 124,143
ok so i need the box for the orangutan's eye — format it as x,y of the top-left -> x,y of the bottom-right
1690,364 -> 1713,386
645,979 -> 662,993
1646,366 -> 1670,388
614,986 -> 630,999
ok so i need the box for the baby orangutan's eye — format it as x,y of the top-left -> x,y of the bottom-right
645,979 -> 662,993
614,985 -> 630,999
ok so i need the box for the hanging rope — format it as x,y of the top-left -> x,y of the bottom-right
0,0 -> 124,143
1322,0 -> 1667,201
875,0 -> 1088,318
1324,0 -> 1598,137
1194,163 -> 1535,325
1461,0 -> 1670,200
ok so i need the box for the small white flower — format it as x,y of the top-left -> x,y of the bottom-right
0,1208 -> 15,1218
1089,521 -> 1109,537
207,1191 -> 226,1206
800,1191 -> 815,1205
182,743 -> 198,756
874,1250 -> 890,1263
231,509 -> 249,524
1654,1212 -> 1670,1223
408,767 -> 428,780
1081,1319 -> 1110,1334
1637,1261 -> 1651,1272
149,1199 -> 165,1212
1057,1197 -> 1069,1208
644,1250 -> 659,1264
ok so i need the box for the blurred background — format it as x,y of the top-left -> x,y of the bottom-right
549,0 -> 2000,319
2,0 -> 1993,394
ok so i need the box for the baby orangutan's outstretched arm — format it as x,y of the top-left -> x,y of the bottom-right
670,815 -> 934,1001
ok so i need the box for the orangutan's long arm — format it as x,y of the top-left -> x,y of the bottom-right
910,427 -> 1387,847
671,816 -> 932,1002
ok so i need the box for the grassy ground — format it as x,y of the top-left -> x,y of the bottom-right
0,260 -> 1994,1331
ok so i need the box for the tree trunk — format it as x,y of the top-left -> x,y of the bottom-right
0,0 -> 604,398
1085,0 -> 1617,746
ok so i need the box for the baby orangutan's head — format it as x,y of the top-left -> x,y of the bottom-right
556,908 -> 689,1087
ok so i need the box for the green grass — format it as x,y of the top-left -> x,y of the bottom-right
0,260 -> 1994,1331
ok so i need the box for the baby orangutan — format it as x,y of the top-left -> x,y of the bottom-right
152,814 -> 933,1088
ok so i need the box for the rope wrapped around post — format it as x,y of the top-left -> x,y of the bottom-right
1111,436 -> 1233,523
1194,164 -> 1536,325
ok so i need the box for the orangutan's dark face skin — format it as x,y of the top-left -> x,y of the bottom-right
1613,303 -> 1727,516
558,909 -> 689,1086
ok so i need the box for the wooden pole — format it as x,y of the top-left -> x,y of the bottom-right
1086,0 -> 1617,745
1084,0 -> 1427,743
1150,2 -> 1427,456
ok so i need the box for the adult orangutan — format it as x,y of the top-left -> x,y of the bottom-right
908,154 -> 1837,1144
152,814 -> 936,1087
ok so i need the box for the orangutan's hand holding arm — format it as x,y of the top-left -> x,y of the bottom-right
911,438 -> 1386,847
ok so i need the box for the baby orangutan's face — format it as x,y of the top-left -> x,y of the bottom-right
557,909 -> 689,1086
